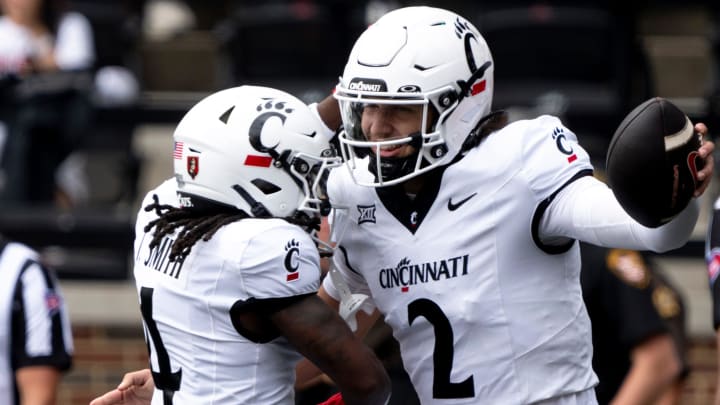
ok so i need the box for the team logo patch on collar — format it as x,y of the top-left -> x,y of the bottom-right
187,156 -> 199,179
606,249 -> 650,289
357,204 -> 376,224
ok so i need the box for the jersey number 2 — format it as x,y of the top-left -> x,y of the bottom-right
140,287 -> 182,404
408,298 -> 475,399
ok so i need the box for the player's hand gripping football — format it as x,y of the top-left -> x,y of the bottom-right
693,122 -> 714,197
89,368 -> 154,405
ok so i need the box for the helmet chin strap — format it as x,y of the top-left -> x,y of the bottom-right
231,184 -> 271,218
455,60 -> 493,102
439,60 -> 493,127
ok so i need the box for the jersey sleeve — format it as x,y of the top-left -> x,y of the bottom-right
238,223 -> 322,300
11,261 -> 73,371
541,176 -> 698,252
706,197 -> 720,329
519,115 -> 594,200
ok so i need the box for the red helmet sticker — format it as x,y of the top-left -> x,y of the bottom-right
187,156 -> 199,179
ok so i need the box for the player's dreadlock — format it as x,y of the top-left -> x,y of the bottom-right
142,194 -> 322,263
143,194 -> 250,263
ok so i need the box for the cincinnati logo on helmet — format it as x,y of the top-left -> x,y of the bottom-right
284,239 -> 301,281
348,78 -> 387,92
248,99 -> 295,157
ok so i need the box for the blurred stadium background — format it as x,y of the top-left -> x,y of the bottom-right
1,0 -> 718,403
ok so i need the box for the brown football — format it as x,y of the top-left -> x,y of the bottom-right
606,97 -> 703,228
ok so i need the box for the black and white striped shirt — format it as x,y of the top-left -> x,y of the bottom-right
0,239 -> 73,405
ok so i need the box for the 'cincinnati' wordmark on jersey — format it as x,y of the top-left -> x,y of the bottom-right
144,236 -> 185,279
552,127 -> 577,163
379,255 -> 469,292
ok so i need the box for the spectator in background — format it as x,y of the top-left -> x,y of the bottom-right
581,242 -> 689,405
706,197 -> 720,405
0,0 -> 95,207
0,235 -> 74,404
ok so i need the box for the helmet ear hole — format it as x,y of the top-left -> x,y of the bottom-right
251,178 -> 281,195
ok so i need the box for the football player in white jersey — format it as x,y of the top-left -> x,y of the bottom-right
307,6 -> 716,405
91,86 -> 390,405
91,6 -> 716,405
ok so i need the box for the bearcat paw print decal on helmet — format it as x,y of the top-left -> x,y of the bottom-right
249,98 -> 295,153
256,99 -> 294,114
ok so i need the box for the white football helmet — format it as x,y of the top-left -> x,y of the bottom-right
172,85 -> 342,220
334,6 -> 494,186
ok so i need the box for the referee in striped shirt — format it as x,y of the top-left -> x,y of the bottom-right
0,237 -> 73,404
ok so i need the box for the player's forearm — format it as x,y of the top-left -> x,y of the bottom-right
610,335 -> 680,405
278,295 -> 390,404
315,94 -> 342,133
17,366 -> 61,405
309,96 -> 341,142
295,358 -> 327,390
295,288 -> 363,390
19,392 -> 57,405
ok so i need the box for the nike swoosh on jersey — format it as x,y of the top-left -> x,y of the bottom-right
447,192 -> 477,211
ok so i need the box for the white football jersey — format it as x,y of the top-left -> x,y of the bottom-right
325,116 -> 598,404
134,179 -> 322,404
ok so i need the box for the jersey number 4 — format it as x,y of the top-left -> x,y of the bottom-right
140,287 -> 182,404
408,298 -> 475,399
